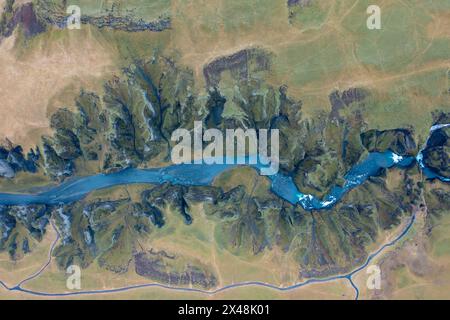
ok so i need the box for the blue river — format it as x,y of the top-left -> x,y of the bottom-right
0,151 -> 415,210
0,124 -> 447,210
0,125 -> 448,299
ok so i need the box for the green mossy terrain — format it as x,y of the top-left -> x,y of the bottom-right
1,0 -> 449,289
0,51 -> 433,282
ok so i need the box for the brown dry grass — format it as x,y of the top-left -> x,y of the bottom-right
0,26 -> 117,150
427,12 -> 450,39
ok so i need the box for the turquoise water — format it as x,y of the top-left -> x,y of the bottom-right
1,123 -> 448,210
0,151 -> 415,210
0,126 -> 448,298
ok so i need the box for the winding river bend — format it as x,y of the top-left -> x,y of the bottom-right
0,124 -> 448,210
0,125 -> 448,299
